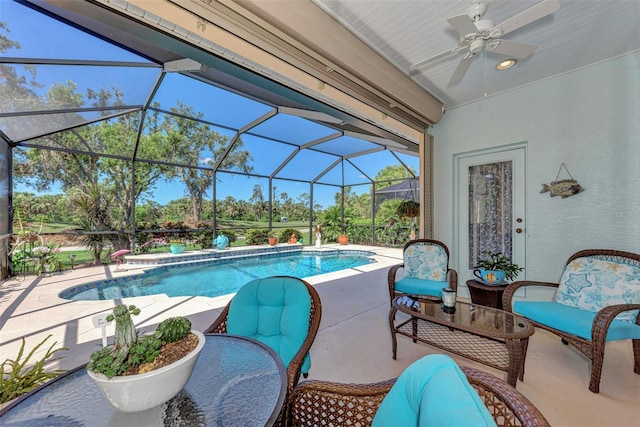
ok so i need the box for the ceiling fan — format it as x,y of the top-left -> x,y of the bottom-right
411,0 -> 560,86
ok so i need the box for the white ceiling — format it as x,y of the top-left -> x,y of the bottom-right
313,0 -> 640,109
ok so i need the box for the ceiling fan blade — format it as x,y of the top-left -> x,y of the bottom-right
498,0 -> 560,36
488,39 -> 537,59
447,14 -> 478,37
410,47 -> 459,71
448,55 -> 473,87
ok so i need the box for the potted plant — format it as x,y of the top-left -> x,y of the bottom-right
32,243 -> 62,275
338,234 -> 349,245
473,250 -> 523,285
288,233 -> 298,244
169,239 -> 186,254
268,232 -> 278,246
396,200 -> 420,219
396,200 -> 420,240
86,304 -> 205,412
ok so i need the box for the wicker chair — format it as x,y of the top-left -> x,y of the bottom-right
388,239 -> 458,306
502,249 -> 640,393
286,366 -> 549,427
205,276 -> 322,424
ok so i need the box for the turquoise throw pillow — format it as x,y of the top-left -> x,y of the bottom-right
555,257 -> 640,322
372,355 -> 496,427
404,244 -> 448,281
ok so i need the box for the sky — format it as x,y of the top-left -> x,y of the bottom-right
5,0 -> 418,209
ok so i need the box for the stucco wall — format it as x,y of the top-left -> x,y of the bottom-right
431,51 -> 640,284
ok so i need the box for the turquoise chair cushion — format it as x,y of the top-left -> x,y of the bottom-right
404,243 -> 448,281
555,256 -> 640,323
514,301 -> 640,341
372,355 -> 496,427
227,277 -> 312,372
395,277 -> 448,298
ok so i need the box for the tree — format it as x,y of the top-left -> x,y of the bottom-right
372,164 -> 418,216
373,164 -> 416,190
160,103 -> 253,222
249,184 -> 267,220
68,183 -> 115,264
163,198 -> 191,223
335,187 -> 371,219
30,194 -> 63,222
218,196 -> 241,220
318,204 -> 357,241
13,83 -> 176,237
0,21 -> 46,137
135,200 -> 163,227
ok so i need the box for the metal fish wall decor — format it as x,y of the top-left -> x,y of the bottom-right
541,163 -> 584,199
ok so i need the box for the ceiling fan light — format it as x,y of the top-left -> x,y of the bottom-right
496,58 -> 518,70
469,39 -> 485,54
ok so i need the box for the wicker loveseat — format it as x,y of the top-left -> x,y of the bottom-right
287,355 -> 549,427
502,249 -> 640,393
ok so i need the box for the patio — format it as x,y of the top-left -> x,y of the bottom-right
0,245 -> 637,426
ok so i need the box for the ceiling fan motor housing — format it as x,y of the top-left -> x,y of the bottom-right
473,19 -> 495,34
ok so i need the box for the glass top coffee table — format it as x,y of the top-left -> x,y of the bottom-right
390,295 -> 534,387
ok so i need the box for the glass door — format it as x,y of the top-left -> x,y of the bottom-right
456,147 -> 526,282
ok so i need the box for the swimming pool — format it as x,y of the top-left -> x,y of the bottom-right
60,250 -> 374,301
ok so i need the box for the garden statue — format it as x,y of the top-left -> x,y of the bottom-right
315,224 -> 322,248
214,234 -> 229,250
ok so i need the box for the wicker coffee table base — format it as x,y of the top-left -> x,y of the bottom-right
393,318 -> 528,387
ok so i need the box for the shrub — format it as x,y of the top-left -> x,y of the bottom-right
346,222 -> 373,245
161,221 -> 190,242
277,228 -> 301,243
245,228 -> 269,245
194,222 -> 214,249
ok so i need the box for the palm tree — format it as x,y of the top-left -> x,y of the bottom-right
69,183 -> 115,264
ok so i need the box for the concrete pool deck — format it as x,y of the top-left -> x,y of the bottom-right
1,244 -> 638,425
0,244 -> 399,371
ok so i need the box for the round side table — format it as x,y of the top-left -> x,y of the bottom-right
465,279 -> 508,310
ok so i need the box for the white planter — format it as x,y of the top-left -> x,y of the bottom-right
87,330 -> 205,412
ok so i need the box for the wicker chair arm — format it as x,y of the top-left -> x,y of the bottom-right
284,284 -> 323,392
387,263 -> 404,284
461,367 -> 550,427
388,263 -> 404,294
203,304 -> 229,334
447,268 -> 458,292
502,280 -> 559,313
592,303 -> 640,338
286,379 -> 396,427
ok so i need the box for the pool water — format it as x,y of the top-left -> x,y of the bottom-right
64,252 -> 374,301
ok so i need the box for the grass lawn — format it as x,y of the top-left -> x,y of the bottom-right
18,221 -> 79,234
